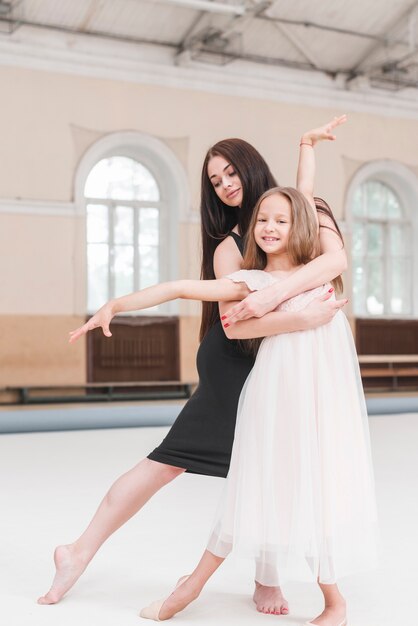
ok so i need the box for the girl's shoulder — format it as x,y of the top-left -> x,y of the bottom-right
226,269 -> 278,292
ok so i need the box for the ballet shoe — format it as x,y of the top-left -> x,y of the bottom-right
303,619 -> 348,626
140,575 -> 190,621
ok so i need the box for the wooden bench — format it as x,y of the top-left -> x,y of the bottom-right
0,381 -> 195,406
358,355 -> 418,391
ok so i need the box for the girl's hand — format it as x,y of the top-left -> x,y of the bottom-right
300,291 -> 348,328
69,302 -> 115,344
222,283 -> 282,324
301,114 -> 347,147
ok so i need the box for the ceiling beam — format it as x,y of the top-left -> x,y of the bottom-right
151,0 -> 246,16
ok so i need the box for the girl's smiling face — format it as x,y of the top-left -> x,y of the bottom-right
207,155 -> 243,207
254,192 -> 292,255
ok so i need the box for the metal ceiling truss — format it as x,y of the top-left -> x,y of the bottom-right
346,1 -> 418,90
0,0 -> 418,91
0,0 -> 23,34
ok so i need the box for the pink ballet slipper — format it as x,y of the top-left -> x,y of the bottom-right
303,618 -> 348,626
139,575 -> 190,621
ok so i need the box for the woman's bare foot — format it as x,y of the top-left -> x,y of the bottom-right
37,545 -> 89,605
307,599 -> 346,625
253,582 -> 289,615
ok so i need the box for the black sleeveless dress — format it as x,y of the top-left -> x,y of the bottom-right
147,233 -> 255,478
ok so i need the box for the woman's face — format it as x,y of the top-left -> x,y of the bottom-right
207,155 -> 243,207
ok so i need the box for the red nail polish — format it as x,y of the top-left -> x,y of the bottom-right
224,323 -> 230,328
328,288 -> 334,293
221,315 -> 227,320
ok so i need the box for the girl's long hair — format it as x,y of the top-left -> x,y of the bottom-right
199,138 -> 277,341
242,187 -> 345,354
243,187 -> 320,270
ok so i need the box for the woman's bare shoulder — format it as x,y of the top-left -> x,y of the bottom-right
213,235 -> 243,277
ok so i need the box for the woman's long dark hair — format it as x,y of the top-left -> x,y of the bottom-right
200,138 -> 277,341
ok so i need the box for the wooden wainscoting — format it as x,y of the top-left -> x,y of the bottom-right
355,318 -> 418,355
355,318 -> 418,391
87,316 -> 180,382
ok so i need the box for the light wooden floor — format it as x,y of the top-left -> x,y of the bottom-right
1,413 -> 418,626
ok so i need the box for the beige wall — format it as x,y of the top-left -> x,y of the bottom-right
1,65 -> 418,385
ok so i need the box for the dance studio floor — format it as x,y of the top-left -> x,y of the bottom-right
1,412 -> 418,626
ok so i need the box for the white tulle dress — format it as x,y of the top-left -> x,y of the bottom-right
207,270 -> 378,586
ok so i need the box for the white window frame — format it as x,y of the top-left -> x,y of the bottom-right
345,160 -> 418,319
74,131 -> 190,316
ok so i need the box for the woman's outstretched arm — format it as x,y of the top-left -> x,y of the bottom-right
69,277 -> 250,343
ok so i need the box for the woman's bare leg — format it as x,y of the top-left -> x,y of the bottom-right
307,582 -> 346,626
38,458 -> 185,605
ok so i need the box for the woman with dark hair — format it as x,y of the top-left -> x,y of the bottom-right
39,117 -> 347,615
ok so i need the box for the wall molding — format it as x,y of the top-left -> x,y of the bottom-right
0,197 -> 75,216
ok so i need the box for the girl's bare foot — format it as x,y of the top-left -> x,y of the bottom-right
37,545 -> 88,605
253,581 -> 289,615
140,576 -> 201,621
306,600 -> 346,626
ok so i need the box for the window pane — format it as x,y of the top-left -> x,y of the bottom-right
139,246 -> 159,289
389,258 -> 412,315
366,181 -> 386,219
366,223 -> 383,257
352,259 -> 366,316
87,204 -> 108,243
85,160 -> 111,198
115,206 -> 133,244
389,224 -> 409,256
386,187 -> 402,219
352,222 -> 365,257
139,208 -> 159,246
113,245 -> 134,298
133,163 -> 160,201
85,157 -> 160,201
366,259 -> 384,314
352,188 -> 365,218
87,244 -> 109,311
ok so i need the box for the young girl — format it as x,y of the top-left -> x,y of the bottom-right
68,141 -> 377,626
39,119 -> 347,614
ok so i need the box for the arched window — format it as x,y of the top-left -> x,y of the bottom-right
351,179 -> 412,316
74,131 -> 190,317
85,156 -> 162,312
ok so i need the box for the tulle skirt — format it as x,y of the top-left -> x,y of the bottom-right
207,312 -> 378,585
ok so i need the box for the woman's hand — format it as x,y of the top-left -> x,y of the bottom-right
222,283 -> 282,324
301,114 -> 347,147
299,291 -> 348,329
69,301 -> 115,344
